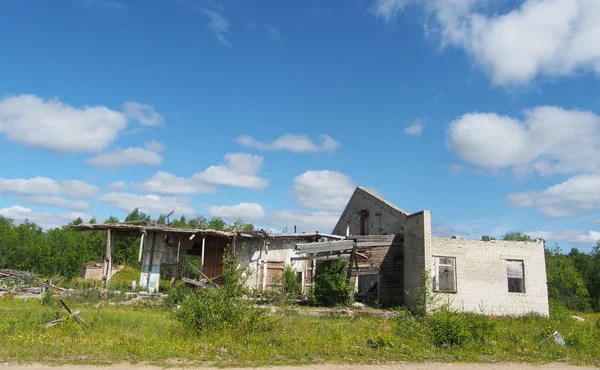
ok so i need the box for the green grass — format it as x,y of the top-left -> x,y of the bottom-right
1,297 -> 599,367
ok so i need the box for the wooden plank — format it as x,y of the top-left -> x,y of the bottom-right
295,240 -> 355,253
351,269 -> 380,276
182,277 -> 206,287
356,241 -> 403,248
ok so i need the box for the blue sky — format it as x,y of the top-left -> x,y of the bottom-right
0,0 -> 599,249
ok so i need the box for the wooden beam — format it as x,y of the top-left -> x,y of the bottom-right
295,240 -> 355,253
200,236 -> 206,273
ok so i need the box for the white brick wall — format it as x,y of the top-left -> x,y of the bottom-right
403,211 -> 431,308
429,237 -> 549,316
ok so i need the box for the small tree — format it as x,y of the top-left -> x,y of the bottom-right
310,260 -> 352,306
282,266 -> 301,296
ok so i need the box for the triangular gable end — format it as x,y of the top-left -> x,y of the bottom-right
332,187 -> 409,235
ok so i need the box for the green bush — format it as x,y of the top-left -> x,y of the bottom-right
282,266 -> 301,296
425,305 -> 498,348
174,245 -> 274,334
310,260 -> 352,307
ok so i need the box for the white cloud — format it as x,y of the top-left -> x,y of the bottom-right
446,106 -> 600,176
107,181 -> 128,190
591,219 -> 600,225
202,9 -> 232,47
526,229 -> 600,246
144,140 -> 166,153
122,101 -> 164,126
98,192 -> 195,216
371,0 -> 600,86
0,205 -> 90,230
506,174 -> 600,218
237,134 -> 341,153
271,209 -> 341,233
0,177 -> 99,198
22,196 -> 90,211
193,153 -> 269,190
208,203 -> 266,222
293,170 -> 355,211
0,94 -> 127,153
140,171 -> 215,195
404,119 -> 425,136
86,147 -> 163,169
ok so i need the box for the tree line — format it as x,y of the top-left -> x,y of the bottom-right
0,208 -> 254,280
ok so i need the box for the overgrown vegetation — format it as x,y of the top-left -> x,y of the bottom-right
310,260 -> 352,307
1,296 -> 600,367
173,244 -> 274,334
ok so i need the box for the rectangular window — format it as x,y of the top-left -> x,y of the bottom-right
434,256 -> 456,292
507,260 -> 525,293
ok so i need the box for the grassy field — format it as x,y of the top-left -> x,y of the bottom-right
1,296 -> 600,368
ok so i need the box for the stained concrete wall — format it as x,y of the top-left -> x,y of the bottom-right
237,238 -> 310,294
332,188 -> 408,236
429,238 -> 549,316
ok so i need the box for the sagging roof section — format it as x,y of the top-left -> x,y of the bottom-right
68,223 -> 345,240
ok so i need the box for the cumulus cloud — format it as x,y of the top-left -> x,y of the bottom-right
22,196 -> 90,211
140,171 -> 215,195
446,106 -> 600,176
107,181 -> 128,190
208,203 -> 266,222
98,192 -> 195,215
404,119 -> 425,136
144,140 -> 166,153
0,94 -> 166,153
506,174 -> 600,218
0,177 -> 99,198
293,170 -> 355,211
193,153 -> 269,190
0,205 -> 90,230
371,0 -> 600,86
136,153 -> 269,195
236,134 -> 341,153
122,101 -> 165,126
271,209 -> 341,233
526,229 -> 600,246
0,94 -> 127,153
86,147 -> 163,169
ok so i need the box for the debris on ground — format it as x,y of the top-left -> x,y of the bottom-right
542,331 -> 566,346
571,315 -> 585,322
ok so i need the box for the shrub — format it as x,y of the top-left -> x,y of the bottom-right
310,260 -> 352,307
174,245 -> 274,334
406,270 -> 440,317
427,305 -> 498,348
282,266 -> 301,296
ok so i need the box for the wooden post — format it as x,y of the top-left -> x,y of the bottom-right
138,231 -> 146,262
102,229 -> 113,287
200,236 -> 206,274
176,235 -> 181,263
171,262 -> 180,289
146,232 -> 157,291
346,243 -> 357,284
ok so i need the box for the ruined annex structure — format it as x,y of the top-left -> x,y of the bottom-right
69,186 -> 550,316
70,223 -> 342,295
299,187 -> 550,316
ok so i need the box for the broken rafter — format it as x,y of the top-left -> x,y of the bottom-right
295,240 -> 355,253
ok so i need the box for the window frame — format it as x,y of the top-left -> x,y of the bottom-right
433,256 -> 457,293
506,259 -> 525,293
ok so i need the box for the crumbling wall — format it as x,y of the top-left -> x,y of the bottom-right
429,238 -> 549,316
332,189 -> 407,236
236,238 -> 310,294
